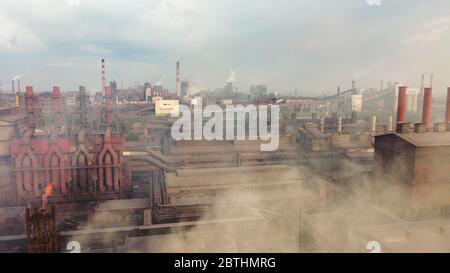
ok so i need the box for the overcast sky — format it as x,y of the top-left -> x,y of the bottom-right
1,0 -> 450,95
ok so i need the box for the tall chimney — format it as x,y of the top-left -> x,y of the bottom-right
422,87 -> 432,129
397,86 -> 407,124
25,86 -> 35,127
387,116 -> 393,132
176,61 -> 180,97
12,80 -> 15,94
101,59 -> 106,95
78,86 -> 88,127
445,87 -> 450,125
104,86 -> 113,126
371,116 -> 377,132
52,86 -> 62,126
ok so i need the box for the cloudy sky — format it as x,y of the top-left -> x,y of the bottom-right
1,0 -> 450,95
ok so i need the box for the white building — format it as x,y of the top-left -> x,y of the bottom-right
350,94 -> 363,112
155,100 -> 179,116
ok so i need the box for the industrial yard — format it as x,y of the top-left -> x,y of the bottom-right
1,58 -> 450,253
1,0 -> 450,255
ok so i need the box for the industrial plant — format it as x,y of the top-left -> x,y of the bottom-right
1,0 -> 450,255
0,58 -> 449,253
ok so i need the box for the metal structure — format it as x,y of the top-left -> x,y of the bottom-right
26,206 -> 59,253
10,84 -> 131,205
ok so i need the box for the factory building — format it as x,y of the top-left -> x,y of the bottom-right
6,86 -> 131,205
375,86 -> 450,210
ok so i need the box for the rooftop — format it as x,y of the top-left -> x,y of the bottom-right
379,132 -> 450,147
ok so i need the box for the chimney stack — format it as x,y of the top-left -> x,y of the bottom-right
78,86 -> 88,127
104,86 -> 113,126
176,61 -> 180,97
387,116 -> 393,132
12,80 -> 15,94
371,116 -> 377,132
101,59 -> 106,95
396,86 -> 407,127
25,86 -> 35,127
52,87 -> 62,126
422,87 -> 432,129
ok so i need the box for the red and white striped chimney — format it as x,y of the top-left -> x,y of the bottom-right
422,87 -> 432,129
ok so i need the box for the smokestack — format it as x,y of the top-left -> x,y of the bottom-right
12,80 -> 15,94
104,86 -> 113,126
78,86 -> 88,127
387,116 -> 393,132
397,86 -> 407,125
176,61 -> 180,97
25,86 -> 35,127
446,87 -> 450,125
101,59 -> 106,95
371,116 -> 377,132
422,87 -> 432,129
52,87 -> 62,126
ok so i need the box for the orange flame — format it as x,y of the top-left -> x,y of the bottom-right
42,184 -> 53,208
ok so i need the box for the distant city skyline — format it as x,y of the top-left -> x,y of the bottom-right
1,0 -> 450,95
